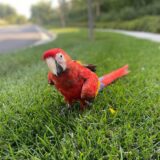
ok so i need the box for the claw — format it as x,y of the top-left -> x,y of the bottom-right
66,103 -> 71,109
85,100 -> 93,106
60,104 -> 72,115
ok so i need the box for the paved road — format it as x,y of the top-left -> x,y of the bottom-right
97,29 -> 160,42
0,25 -> 53,54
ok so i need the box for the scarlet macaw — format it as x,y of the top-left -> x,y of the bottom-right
43,48 -> 129,110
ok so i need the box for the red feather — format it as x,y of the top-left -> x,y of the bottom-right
99,65 -> 129,90
43,48 -> 129,110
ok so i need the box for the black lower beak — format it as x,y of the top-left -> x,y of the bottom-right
55,60 -> 64,76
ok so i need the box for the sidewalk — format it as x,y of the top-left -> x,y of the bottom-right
97,29 -> 160,42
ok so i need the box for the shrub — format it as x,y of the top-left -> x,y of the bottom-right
119,7 -> 138,20
0,19 -> 8,25
96,16 -> 160,33
98,11 -> 119,21
143,1 -> 160,15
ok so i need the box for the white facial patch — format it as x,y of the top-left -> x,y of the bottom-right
55,53 -> 66,71
46,57 -> 57,76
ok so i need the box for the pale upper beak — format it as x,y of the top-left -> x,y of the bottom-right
45,57 -> 64,76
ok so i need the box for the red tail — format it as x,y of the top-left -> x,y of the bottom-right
99,65 -> 129,91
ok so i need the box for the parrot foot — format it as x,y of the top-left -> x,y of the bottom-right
66,103 -> 72,109
80,101 -> 85,111
85,100 -> 93,107
80,100 -> 94,111
60,104 -> 72,115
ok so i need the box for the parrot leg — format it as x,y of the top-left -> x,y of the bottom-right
80,100 -> 93,111
64,98 -> 74,108
80,100 -> 87,111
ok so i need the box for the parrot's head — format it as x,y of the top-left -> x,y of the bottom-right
43,48 -> 72,76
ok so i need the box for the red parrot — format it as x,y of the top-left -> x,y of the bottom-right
43,48 -> 129,110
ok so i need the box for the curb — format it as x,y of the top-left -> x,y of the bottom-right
33,25 -> 57,46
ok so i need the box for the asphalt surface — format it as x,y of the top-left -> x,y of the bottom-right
0,25 -> 52,54
2,26 -> 159,54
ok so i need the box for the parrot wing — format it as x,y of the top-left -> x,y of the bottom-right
83,64 -> 96,72
75,61 -> 96,72
77,65 -> 99,100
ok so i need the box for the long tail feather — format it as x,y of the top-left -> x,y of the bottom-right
99,65 -> 129,91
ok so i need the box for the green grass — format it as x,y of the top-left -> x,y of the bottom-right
0,29 -> 160,159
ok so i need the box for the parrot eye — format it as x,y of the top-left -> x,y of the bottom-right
55,53 -> 64,62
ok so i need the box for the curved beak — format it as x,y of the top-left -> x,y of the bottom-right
55,60 -> 63,76
46,58 -> 64,76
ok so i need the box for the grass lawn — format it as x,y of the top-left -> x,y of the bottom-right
0,28 -> 160,159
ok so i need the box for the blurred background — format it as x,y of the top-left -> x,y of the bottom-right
0,0 -> 160,32
0,1 -> 160,159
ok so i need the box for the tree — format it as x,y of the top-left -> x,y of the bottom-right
15,15 -> 27,24
87,0 -> 94,40
0,3 -> 27,24
0,4 -> 16,19
95,0 -> 101,17
58,0 -> 67,27
67,0 -> 87,23
30,1 -> 54,25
